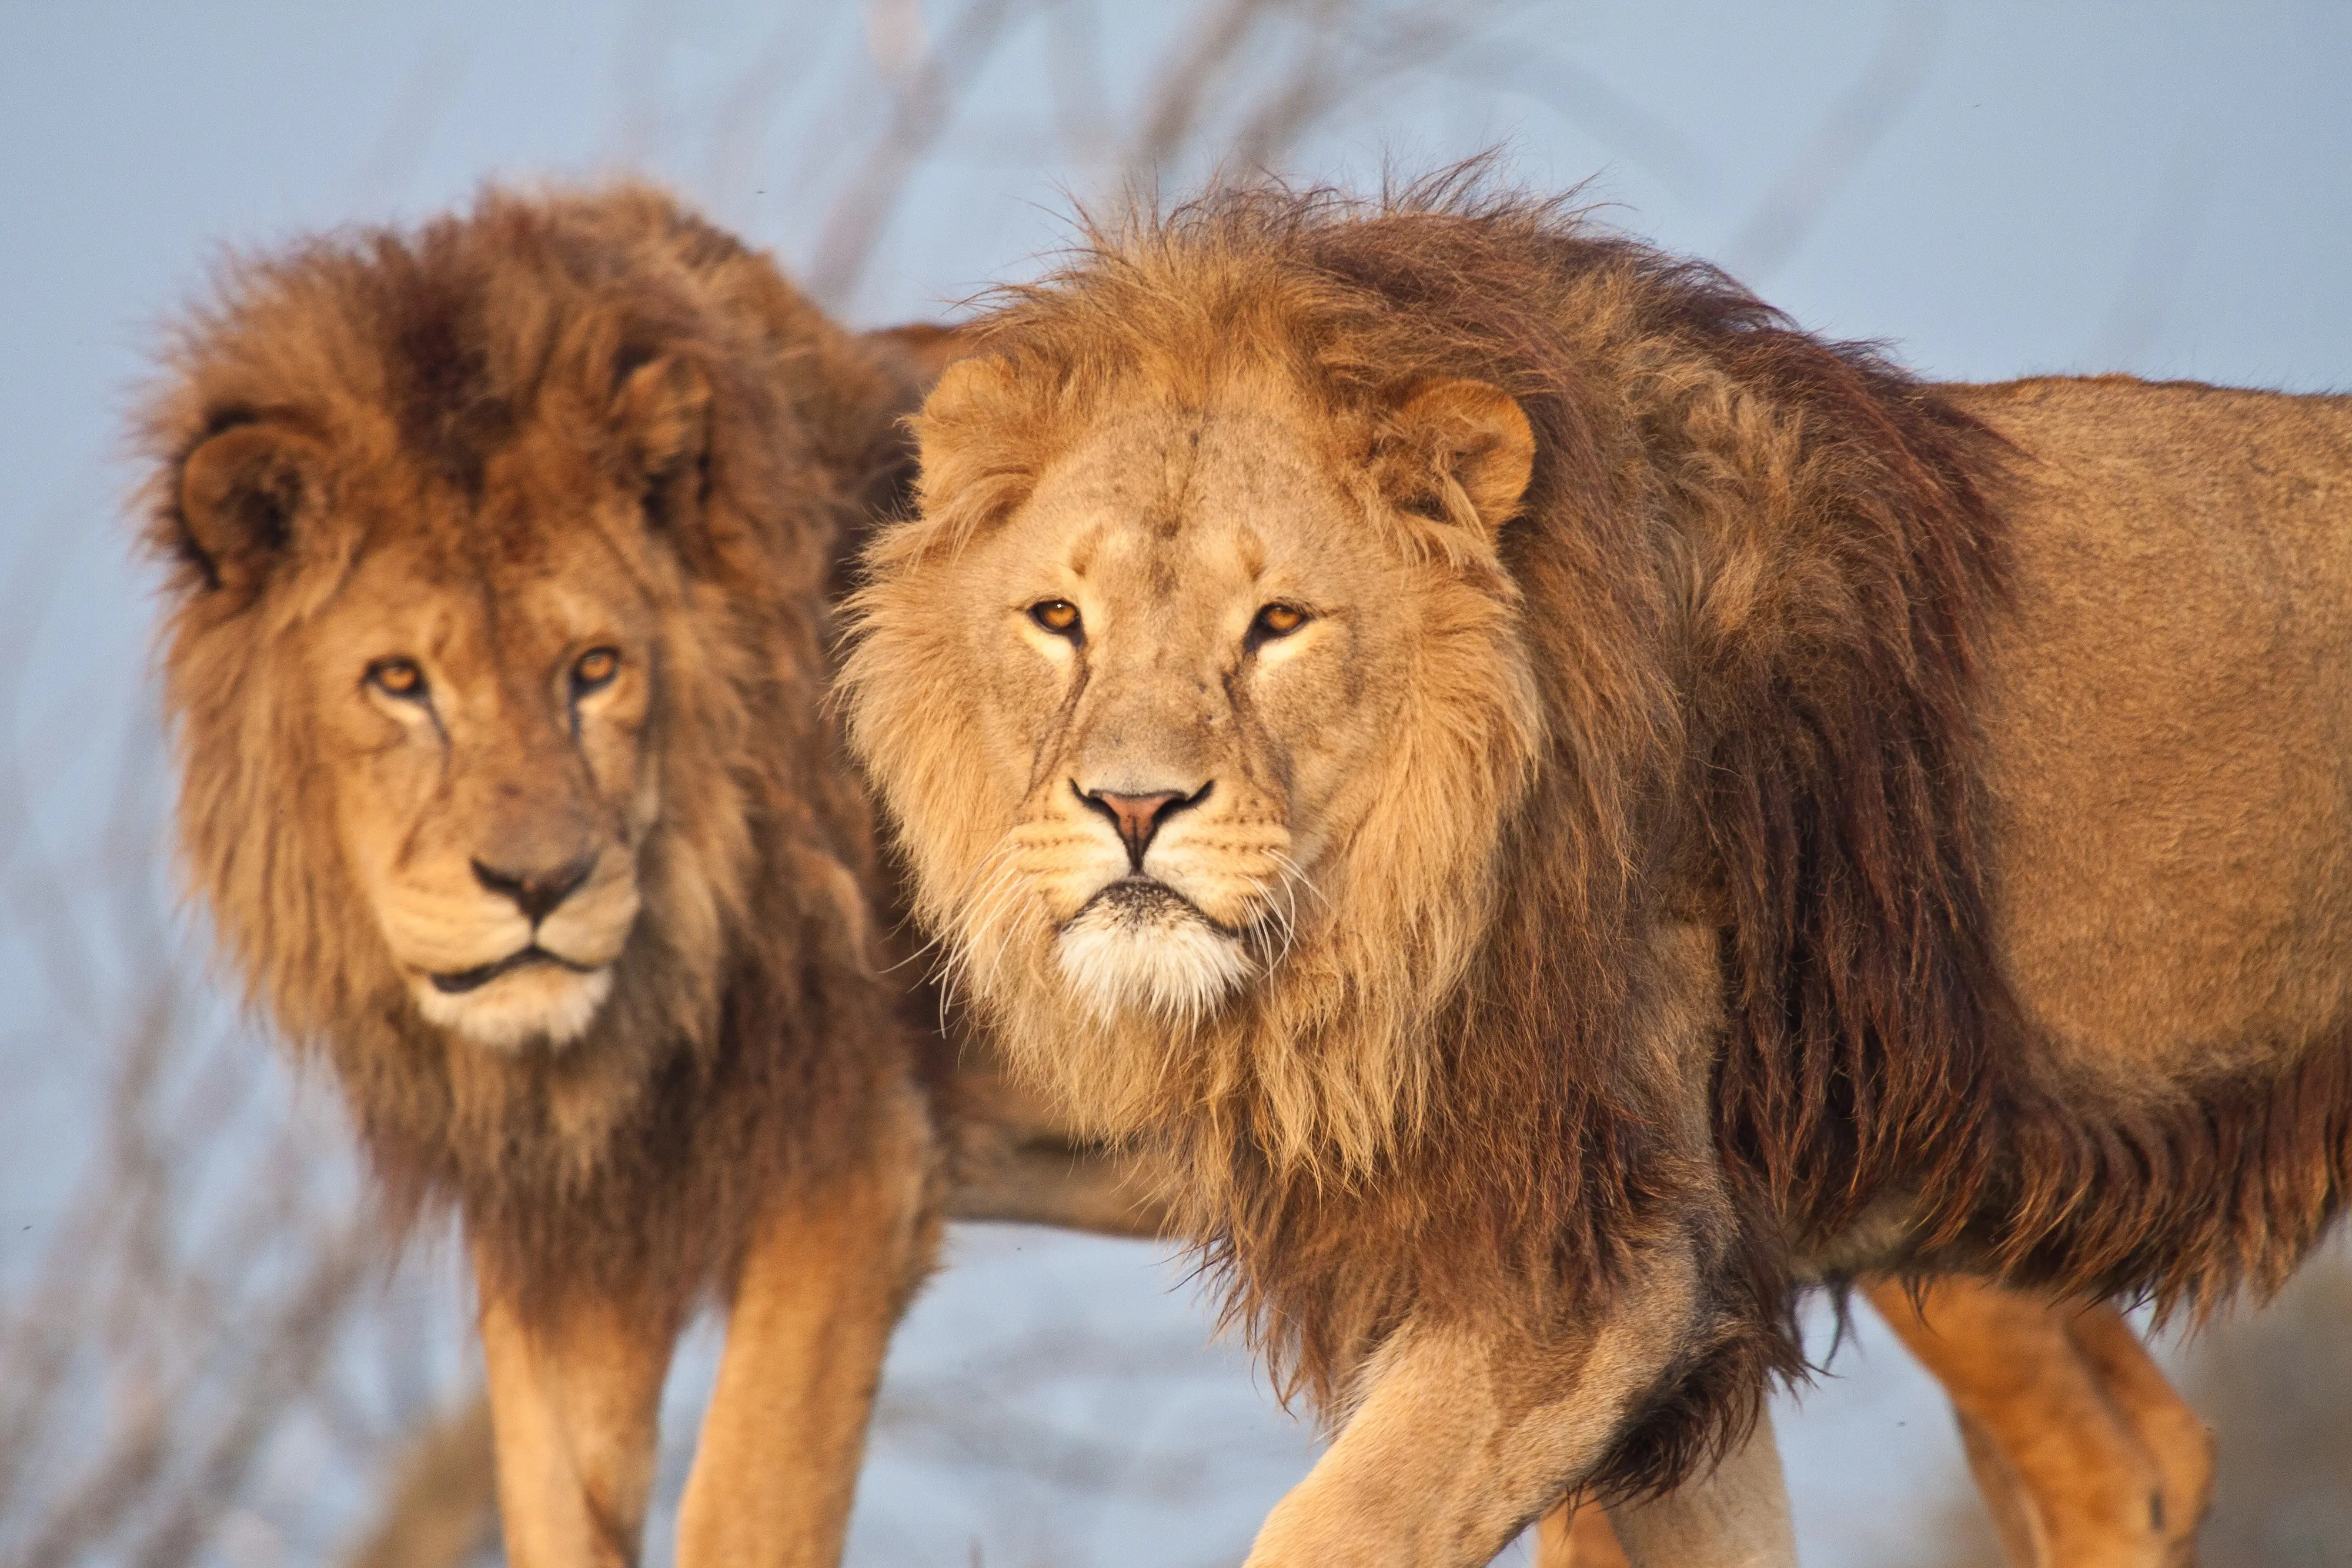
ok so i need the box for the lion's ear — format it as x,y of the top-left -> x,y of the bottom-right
176,421 -> 327,594
919,353 -> 1019,439
903,355 -> 1037,550
611,354 -> 717,569
860,321 -> 975,387
611,352 -> 713,483
1386,379 -> 1535,537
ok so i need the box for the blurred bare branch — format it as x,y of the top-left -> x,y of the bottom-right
353,40 -> 469,213
806,0 -> 1028,305
1435,38 -> 1718,202
2082,127 -> 2223,372
341,1402 -> 499,1568
1719,0 -> 1943,283
0,688 -> 468,1567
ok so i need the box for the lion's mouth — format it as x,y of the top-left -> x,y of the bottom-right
1074,877 -> 1241,937
428,947 -> 602,995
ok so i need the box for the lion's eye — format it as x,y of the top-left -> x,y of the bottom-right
1028,600 -> 1083,640
1248,603 -> 1311,647
367,658 -> 427,700
572,647 -> 622,696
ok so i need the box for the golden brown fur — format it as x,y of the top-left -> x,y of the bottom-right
843,172 -> 2352,1553
141,185 -> 942,1563
1544,1285 -> 2212,1567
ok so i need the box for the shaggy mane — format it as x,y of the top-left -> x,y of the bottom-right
874,170 -> 2023,1490
139,186 -> 927,1308
868,172 -> 2352,1496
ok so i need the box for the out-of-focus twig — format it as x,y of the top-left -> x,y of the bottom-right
341,1402 -> 499,1568
1718,0 -> 1943,283
807,0 -> 1028,306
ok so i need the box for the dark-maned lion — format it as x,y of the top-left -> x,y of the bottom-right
141,185 -> 943,1568
842,176 -> 2350,1566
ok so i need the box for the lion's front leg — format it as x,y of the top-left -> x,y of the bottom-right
1605,1415 -> 1796,1568
474,1252 -> 681,1568
1242,1246 -> 1788,1568
674,1078 -> 941,1568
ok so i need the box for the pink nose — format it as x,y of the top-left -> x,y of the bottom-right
1081,788 -> 1191,870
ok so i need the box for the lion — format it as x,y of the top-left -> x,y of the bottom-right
841,175 -> 2351,1566
139,184 -> 948,1568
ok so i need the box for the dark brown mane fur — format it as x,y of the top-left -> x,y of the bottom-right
139,186 -> 930,1313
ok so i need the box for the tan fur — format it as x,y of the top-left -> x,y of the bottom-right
1602,1415 -> 1795,1568
844,175 -> 2352,1563
1875,1279 -> 2211,1568
1541,1283 -> 2212,1568
140,185 -> 943,1564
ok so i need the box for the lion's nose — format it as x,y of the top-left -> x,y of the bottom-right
1077,783 -> 1208,872
472,852 -> 597,925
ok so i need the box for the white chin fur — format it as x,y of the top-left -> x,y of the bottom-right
1054,889 -> 1253,1027
413,965 -> 614,1051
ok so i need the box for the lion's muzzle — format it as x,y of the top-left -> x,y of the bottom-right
469,850 -> 598,924
1075,782 -> 1209,871
377,830 -> 642,1053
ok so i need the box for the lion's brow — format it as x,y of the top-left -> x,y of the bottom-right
1237,527 -> 1267,579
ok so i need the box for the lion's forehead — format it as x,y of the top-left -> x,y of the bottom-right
332,513 -> 652,657
1040,391 -> 1350,520
1011,404 -> 1369,617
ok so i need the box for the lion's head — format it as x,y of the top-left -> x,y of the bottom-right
142,186 -> 910,1156
176,404 -> 676,1051
848,181 -> 2009,1233
845,245 -> 1567,1171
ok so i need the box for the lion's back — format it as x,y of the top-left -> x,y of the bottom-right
1953,376 -> 2352,1086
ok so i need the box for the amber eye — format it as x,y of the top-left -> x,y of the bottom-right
1028,599 -> 1083,639
1248,603 -> 1310,646
367,658 -> 427,699
572,647 -> 622,695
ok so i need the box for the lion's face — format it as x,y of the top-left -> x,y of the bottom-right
161,330 -> 749,1058
306,511 -> 659,1050
968,393 -> 1411,1024
850,362 -> 1544,1084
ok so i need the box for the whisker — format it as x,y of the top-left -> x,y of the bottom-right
931,838 -> 1028,1017
1272,850 -> 1330,912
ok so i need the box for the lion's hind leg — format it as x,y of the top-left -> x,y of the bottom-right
2063,1303 -> 2213,1564
1869,1277 -> 2207,1568
1534,1278 -> 2210,1568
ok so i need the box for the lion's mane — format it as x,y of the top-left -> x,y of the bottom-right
140,186 -> 928,1307
856,174 -> 2352,1489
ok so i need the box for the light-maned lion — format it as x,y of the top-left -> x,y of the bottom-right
141,185 -> 944,1568
842,176 -> 2351,1566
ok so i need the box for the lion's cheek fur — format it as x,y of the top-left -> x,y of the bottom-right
167,620 -> 388,1045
